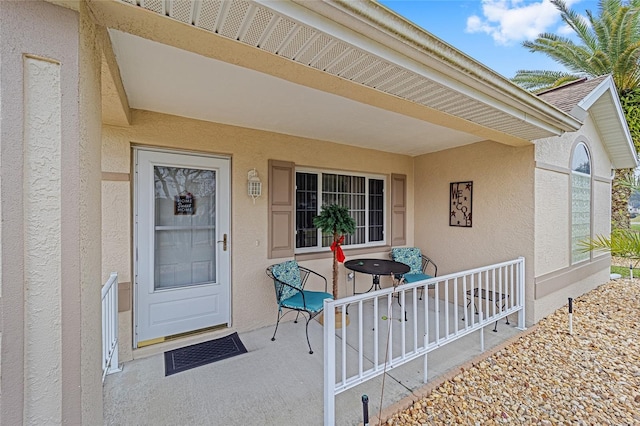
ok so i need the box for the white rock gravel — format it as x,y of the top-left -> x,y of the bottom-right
383,278 -> 640,425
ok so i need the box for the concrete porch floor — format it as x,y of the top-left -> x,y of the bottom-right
104,304 -> 522,425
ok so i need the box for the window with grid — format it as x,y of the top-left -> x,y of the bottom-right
295,170 -> 385,251
571,142 -> 591,264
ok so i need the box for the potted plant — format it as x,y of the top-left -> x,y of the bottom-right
313,203 -> 356,299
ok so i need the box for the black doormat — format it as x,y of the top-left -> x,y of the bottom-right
164,332 -> 247,376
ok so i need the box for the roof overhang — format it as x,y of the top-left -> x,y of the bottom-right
572,76 -> 638,169
88,0 -> 582,156
291,0 -> 581,134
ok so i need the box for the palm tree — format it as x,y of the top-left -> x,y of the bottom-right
313,204 -> 356,299
512,0 -> 640,229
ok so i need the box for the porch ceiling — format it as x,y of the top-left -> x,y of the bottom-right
109,30 -> 482,155
94,0 -> 582,156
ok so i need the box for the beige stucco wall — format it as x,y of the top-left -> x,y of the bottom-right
535,119 -> 612,275
78,3 -> 104,423
534,168 -> 570,272
102,109 -> 415,358
23,52 -> 64,425
0,1 -> 103,424
410,126 -> 613,327
413,141 -> 537,324
533,116 -> 613,321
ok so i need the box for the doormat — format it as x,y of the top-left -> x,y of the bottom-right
164,332 -> 247,376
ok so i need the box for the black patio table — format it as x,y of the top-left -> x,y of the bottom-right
344,258 -> 410,294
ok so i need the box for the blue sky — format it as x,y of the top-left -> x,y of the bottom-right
378,0 -> 600,78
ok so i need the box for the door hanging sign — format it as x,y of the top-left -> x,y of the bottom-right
175,192 -> 195,215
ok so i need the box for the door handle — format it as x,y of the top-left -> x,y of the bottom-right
217,233 -> 228,251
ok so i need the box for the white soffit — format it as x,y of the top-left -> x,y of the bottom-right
109,29 -> 482,155
578,78 -> 638,169
107,0 -> 579,149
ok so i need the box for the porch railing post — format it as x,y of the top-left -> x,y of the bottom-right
479,311 -> 484,352
423,353 -> 428,384
110,272 -> 120,374
517,257 -> 526,330
323,298 -> 336,426
101,272 -> 121,382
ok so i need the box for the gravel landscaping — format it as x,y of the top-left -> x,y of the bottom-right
382,277 -> 640,425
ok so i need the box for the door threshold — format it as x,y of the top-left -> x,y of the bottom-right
134,325 -> 230,359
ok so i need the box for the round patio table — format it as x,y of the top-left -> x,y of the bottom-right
344,258 -> 410,294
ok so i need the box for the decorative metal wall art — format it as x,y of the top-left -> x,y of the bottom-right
450,181 -> 472,227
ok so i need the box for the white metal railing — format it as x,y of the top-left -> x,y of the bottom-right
102,272 -> 121,382
323,257 -> 525,425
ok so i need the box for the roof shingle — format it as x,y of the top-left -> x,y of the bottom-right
537,75 -> 610,116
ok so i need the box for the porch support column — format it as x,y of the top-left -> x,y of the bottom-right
0,1 -> 103,424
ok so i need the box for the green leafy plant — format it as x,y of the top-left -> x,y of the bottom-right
579,229 -> 640,268
313,204 -> 356,299
580,174 -> 640,272
511,0 -> 640,229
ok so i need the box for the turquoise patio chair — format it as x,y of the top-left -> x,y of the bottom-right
266,260 -> 333,354
391,247 -> 438,299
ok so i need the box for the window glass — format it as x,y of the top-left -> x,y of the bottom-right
369,179 -> 384,242
571,143 -> 591,174
295,170 -> 385,251
321,174 -> 365,246
571,143 -> 591,263
296,173 -> 318,248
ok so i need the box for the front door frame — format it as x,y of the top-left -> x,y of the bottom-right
132,146 -> 232,348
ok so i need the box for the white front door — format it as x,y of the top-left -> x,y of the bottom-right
134,148 -> 231,346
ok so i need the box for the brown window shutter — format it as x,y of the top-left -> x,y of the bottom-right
391,173 -> 407,246
268,160 -> 295,259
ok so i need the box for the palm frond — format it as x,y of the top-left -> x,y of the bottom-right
579,229 -> 640,260
512,70 -> 581,92
552,0 -> 598,49
521,0 -> 640,93
617,173 -> 640,190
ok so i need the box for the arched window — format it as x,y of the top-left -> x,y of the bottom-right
571,142 -> 591,263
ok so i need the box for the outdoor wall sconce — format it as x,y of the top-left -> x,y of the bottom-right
248,168 -> 262,203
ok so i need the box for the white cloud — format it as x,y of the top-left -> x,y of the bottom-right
557,22 -> 576,35
465,0 -> 582,45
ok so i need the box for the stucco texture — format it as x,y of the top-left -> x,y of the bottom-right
533,116 -> 613,321
102,181 -> 131,283
23,54 -> 63,426
413,141 -> 537,324
534,168 -> 570,274
0,1 -> 103,425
